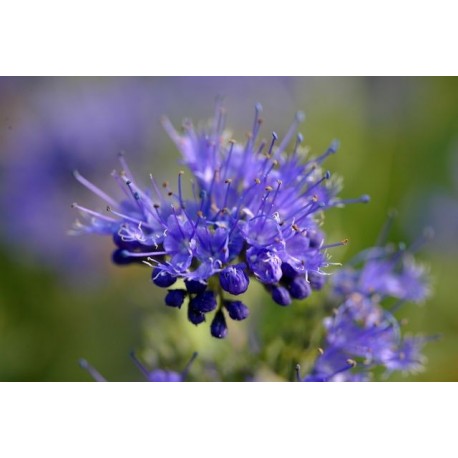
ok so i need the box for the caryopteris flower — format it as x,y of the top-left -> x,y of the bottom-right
71,103 -> 369,337
299,294 -> 430,382
332,230 -> 431,304
300,228 -> 433,382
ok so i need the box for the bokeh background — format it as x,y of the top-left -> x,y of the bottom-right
0,76 -> 457,381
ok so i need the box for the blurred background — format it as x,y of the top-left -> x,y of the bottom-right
0,76 -> 456,381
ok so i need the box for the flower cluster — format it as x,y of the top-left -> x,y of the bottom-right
300,235 -> 432,382
72,104 -> 369,338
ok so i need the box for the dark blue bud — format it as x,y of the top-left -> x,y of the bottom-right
187,307 -> 206,325
184,279 -> 207,294
271,286 -> 292,306
113,232 -> 142,250
281,262 -> 297,280
289,276 -> 312,300
165,289 -> 187,308
112,248 -> 136,265
210,310 -> 228,339
189,291 -> 217,313
152,267 -> 177,288
219,264 -> 249,295
308,271 -> 326,290
224,300 -> 250,321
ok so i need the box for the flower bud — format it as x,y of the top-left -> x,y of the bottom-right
289,276 -> 312,299
271,285 -> 292,306
309,271 -> 325,290
219,264 -> 249,295
165,289 -> 187,308
210,310 -> 228,339
152,267 -> 177,288
187,307 -> 206,325
184,279 -> 207,294
224,300 -> 250,321
189,291 -> 217,313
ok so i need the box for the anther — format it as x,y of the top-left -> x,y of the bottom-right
225,178 -> 232,184
254,178 -> 261,185
265,186 -> 273,192
346,359 -> 357,368
162,181 -> 168,188
317,347 -> 324,355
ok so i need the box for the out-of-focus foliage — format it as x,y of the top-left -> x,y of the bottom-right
0,77 -> 457,381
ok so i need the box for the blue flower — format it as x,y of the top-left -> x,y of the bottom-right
301,293 -> 430,382
332,241 -> 431,303
72,104 -> 368,337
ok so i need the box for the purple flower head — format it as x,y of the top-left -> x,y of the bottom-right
72,104 -> 369,337
79,351 -> 198,382
332,240 -> 431,304
301,292 -> 431,382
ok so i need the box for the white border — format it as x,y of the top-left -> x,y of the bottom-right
0,383 -> 455,457
1,1 -> 457,75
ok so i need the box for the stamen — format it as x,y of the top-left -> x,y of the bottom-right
73,170 -> 118,208
106,206 -> 148,226
71,203 -> 117,222
118,151 -> 134,180
266,180 -> 282,216
150,174 -> 166,204
181,352 -> 198,379
267,132 -> 278,156
306,171 -> 331,194
111,169 -> 133,201
376,209 -> 398,246
321,239 -> 349,250
314,140 -> 339,164
332,195 -> 370,206
130,351 -> 150,379
178,171 -> 185,209
222,140 -> 235,181
256,139 -> 267,155
79,359 -> 107,382
293,133 -> 304,156
276,111 -> 305,156
251,103 -> 263,143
